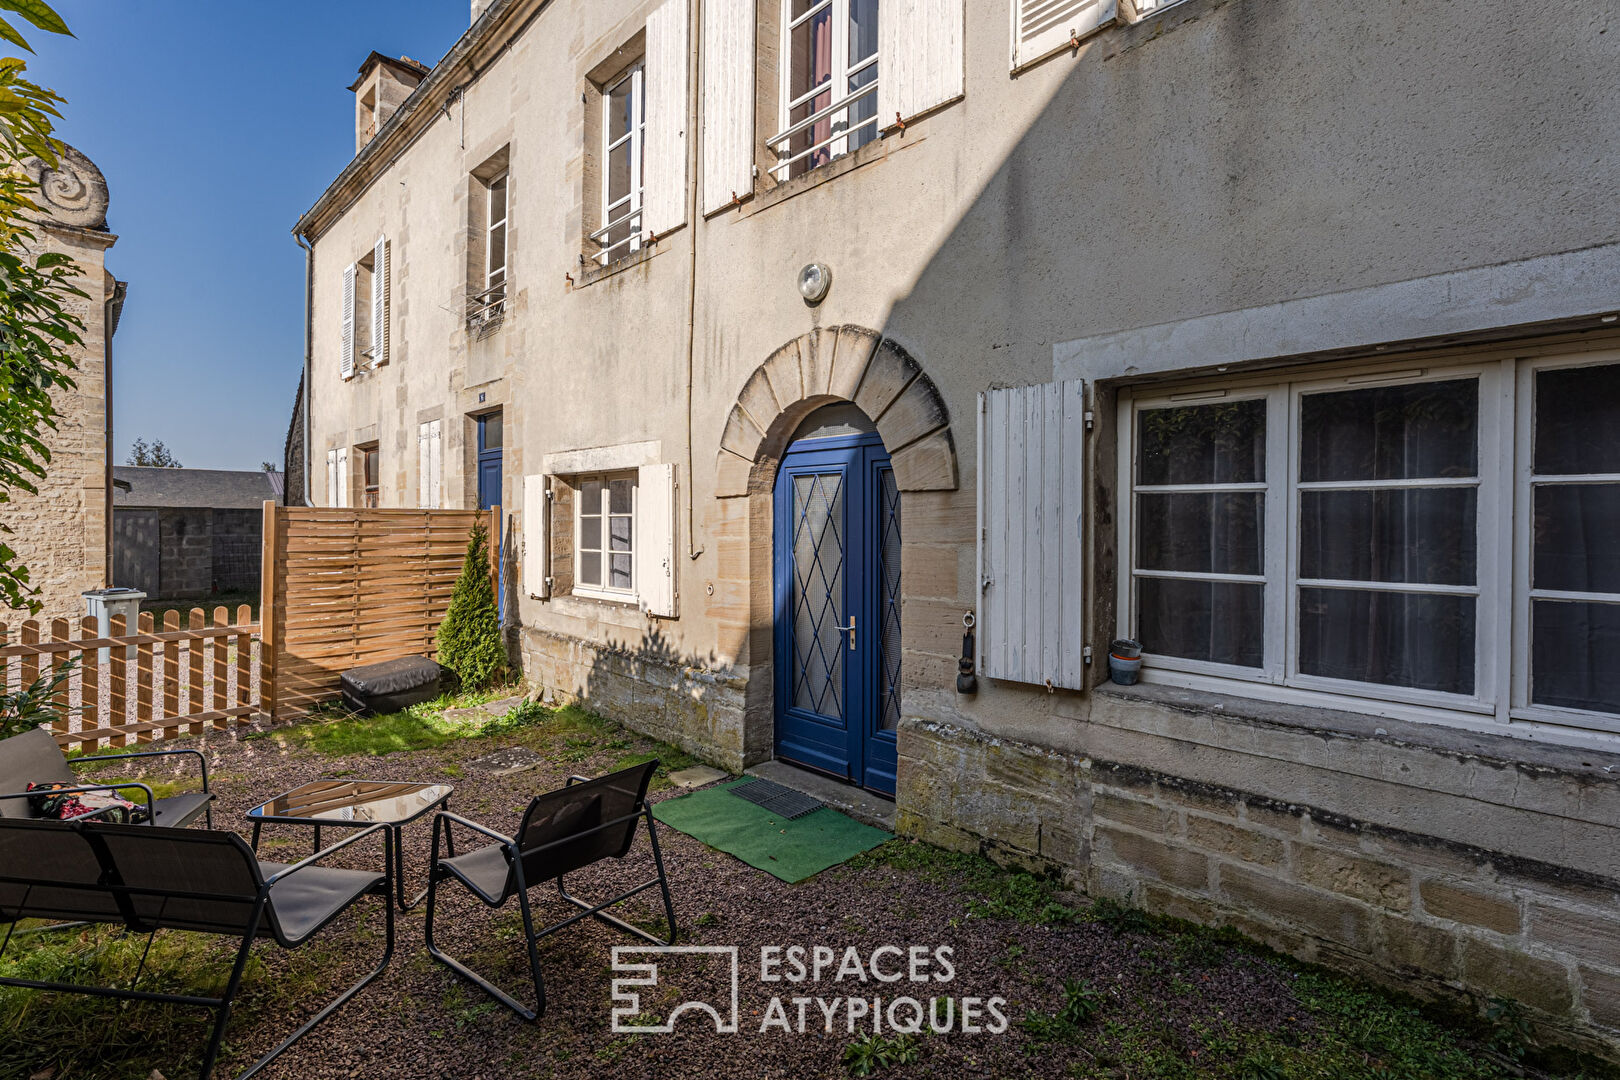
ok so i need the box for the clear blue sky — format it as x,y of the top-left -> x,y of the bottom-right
29,2 -> 469,471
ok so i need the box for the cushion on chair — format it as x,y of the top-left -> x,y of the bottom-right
0,728 -> 76,819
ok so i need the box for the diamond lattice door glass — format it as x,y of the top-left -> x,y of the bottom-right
791,472 -> 846,717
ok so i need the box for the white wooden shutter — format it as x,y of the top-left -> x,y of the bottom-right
636,463 -> 677,617
700,0 -> 754,215
326,449 -> 339,508
879,0 -> 965,128
428,420 -> 442,509
1011,0 -> 1117,71
334,446 -> 351,508
977,380 -> 1087,689
524,473 -> 551,599
371,236 -> 389,366
417,423 -> 430,508
340,262 -> 357,380
644,0 -> 690,236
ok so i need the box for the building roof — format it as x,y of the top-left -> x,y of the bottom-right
112,466 -> 281,510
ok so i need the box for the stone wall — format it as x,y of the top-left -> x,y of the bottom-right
896,697 -> 1620,1059
518,623 -> 751,771
112,507 -> 263,600
4,146 -> 116,620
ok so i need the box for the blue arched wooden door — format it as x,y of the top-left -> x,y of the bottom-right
773,408 -> 901,795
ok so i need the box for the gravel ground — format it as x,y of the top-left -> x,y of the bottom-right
5,715 -> 1574,1080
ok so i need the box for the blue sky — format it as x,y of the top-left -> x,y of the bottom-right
28,2 -> 469,470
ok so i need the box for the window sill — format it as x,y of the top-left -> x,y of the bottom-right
1093,678 -> 1620,776
570,586 -> 639,606
545,592 -> 649,632
573,238 -> 669,289
744,131 -> 921,218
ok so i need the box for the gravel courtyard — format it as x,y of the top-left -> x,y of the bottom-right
1,701 -> 1609,1080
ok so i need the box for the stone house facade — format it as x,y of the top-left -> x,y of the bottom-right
294,0 -> 1620,1055
3,145 -> 123,620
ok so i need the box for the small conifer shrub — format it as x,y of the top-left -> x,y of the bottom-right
435,520 -> 505,690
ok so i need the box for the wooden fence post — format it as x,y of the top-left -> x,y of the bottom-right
260,500 -> 279,723
79,616 -> 99,752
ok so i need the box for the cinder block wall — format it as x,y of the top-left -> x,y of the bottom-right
896,698 -> 1620,1060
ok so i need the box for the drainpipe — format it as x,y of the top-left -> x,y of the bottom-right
103,279 -> 127,584
295,232 -> 315,506
683,0 -> 704,562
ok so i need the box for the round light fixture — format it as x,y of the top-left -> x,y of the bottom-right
797,261 -> 832,305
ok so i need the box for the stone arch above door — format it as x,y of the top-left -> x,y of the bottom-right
714,325 -> 959,497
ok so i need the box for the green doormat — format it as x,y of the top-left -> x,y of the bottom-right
652,780 -> 892,883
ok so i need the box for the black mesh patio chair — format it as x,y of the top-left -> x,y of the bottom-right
0,727 -> 215,828
0,816 -> 394,1080
424,759 -> 675,1019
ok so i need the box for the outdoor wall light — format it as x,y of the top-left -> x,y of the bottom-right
797,261 -> 832,305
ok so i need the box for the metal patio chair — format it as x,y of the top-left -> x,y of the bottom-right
0,727 -> 215,828
0,816 -> 394,1080
424,758 -> 676,1019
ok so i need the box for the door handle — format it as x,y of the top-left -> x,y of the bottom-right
835,616 -> 856,651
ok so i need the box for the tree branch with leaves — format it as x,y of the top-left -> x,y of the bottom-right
0,0 -> 85,614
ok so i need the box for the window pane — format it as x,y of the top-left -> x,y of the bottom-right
790,7 -> 832,102
847,63 -> 878,154
608,141 -> 633,206
1298,588 -> 1474,695
1299,379 -> 1477,482
1532,600 -> 1620,712
1136,493 -> 1262,575
1137,400 -> 1265,486
488,223 -> 506,275
610,553 -> 633,590
479,413 -> 502,450
581,479 -> 602,511
849,0 -> 878,65
607,73 -> 634,141
580,514 -> 602,551
488,175 -> 507,222
609,477 -> 633,514
609,513 -> 632,552
1137,579 -> 1264,667
1535,363 -> 1620,475
1533,483 -> 1620,594
1299,488 -> 1477,586
579,551 -> 602,586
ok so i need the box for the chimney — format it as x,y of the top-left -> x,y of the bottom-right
349,52 -> 430,155
471,0 -> 495,23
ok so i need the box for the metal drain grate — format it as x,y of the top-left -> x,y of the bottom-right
729,777 -> 825,820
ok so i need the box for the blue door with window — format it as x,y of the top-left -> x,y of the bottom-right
773,430 -> 901,795
476,411 -> 503,511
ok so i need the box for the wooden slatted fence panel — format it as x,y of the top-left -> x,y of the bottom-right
261,502 -> 496,721
0,606 -> 261,750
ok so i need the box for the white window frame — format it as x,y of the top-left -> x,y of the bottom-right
769,0 -> 880,181
1511,351 -> 1620,738
484,171 -> 509,310
591,62 -> 646,267
572,471 -> 639,603
1117,357 -> 1525,731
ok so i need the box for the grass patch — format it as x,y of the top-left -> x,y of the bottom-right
0,923 -> 264,1080
249,686 -> 542,756
849,840 -> 1082,925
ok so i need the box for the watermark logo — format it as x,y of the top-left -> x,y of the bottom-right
610,944 -> 1008,1036
610,945 -> 740,1033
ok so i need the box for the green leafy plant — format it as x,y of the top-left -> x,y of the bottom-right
434,520 -> 505,690
842,1033 -> 920,1076
0,656 -> 74,739
1058,978 -> 1104,1026
0,1 -> 86,614
1484,997 -> 1534,1061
